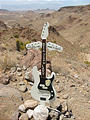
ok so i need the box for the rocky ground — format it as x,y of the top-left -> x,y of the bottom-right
0,49 -> 90,120
0,4 -> 90,120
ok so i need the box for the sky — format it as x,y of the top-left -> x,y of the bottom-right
0,0 -> 90,10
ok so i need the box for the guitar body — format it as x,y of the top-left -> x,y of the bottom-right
31,66 -> 56,102
38,72 -> 56,101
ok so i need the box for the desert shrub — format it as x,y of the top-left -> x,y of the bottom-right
32,38 -> 37,42
2,55 -> 8,70
25,40 -> 31,45
84,61 -> 90,66
16,39 -> 20,52
20,41 -> 23,46
13,34 -> 19,38
16,40 -> 31,51
24,41 -> 31,48
39,48 -> 42,51
52,65 -> 61,73
20,43 -> 25,50
0,53 -> 17,70
54,40 -> 56,43
20,41 -> 31,50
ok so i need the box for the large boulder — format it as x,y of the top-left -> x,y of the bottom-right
0,75 -> 11,85
24,100 -> 38,109
0,21 -> 7,31
21,49 -> 41,69
0,84 -> 23,120
33,105 -> 49,120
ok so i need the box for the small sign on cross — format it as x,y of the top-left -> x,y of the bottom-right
26,41 -> 63,52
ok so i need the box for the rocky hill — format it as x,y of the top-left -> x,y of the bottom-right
31,4 -> 90,54
0,5 -> 90,120
0,5 -> 90,55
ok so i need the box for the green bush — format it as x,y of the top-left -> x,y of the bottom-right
20,45 -> 25,50
25,41 -> 31,46
54,40 -> 56,43
84,61 -> 90,66
13,34 -> 19,38
16,39 -> 20,52
16,40 -> 31,51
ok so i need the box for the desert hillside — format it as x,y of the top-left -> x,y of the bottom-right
0,4 -> 90,120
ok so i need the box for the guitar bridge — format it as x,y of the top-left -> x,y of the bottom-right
40,97 -> 46,101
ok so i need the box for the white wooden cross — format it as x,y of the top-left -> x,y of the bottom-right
26,39 -> 63,52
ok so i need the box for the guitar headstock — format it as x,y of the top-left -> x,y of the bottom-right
41,22 -> 49,39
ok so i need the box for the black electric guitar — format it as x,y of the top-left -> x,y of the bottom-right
31,22 -> 56,102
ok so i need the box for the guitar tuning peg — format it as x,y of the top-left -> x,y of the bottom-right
46,22 -> 49,27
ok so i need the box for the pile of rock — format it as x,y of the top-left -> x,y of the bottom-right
48,104 -> 75,120
18,99 -> 75,120
18,100 -> 38,120
0,49 -> 52,91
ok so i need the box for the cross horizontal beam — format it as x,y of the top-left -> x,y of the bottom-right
26,41 -> 63,52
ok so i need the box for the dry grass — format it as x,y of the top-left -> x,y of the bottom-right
0,51 -> 21,70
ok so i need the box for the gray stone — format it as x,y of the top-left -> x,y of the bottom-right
49,110 -> 59,120
64,104 -> 68,112
9,73 -> 17,82
65,112 -> 70,116
10,67 -> 16,73
63,118 -> 74,120
70,84 -> 75,87
17,72 -> 22,76
16,64 -> 20,67
33,105 -> 48,120
17,81 -> 27,92
25,72 -> 30,80
62,94 -> 69,99
17,67 -> 22,72
23,66 -> 27,71
0,75 -> 10,85
19,113 -> 28,120
29,82 -> 34,86
25,71 -> 33,82
19,104 -> 26,112
20,49 -> 41,69
71,116 -> 75,119
11,110 -> 19,120
56,79 -> 60,83
3,77 -> 10,85
50,99 -> 61,109
24,100 -> 38,109
56,86 -> 61,93
87,82 -> 90,87
59,114 -> 64,120
73,74 -> 79,79
27,109 -> 33,119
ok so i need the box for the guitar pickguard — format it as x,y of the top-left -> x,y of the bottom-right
38,73 -> 55,100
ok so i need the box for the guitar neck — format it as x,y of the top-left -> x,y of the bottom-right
41,39 -> 46,78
